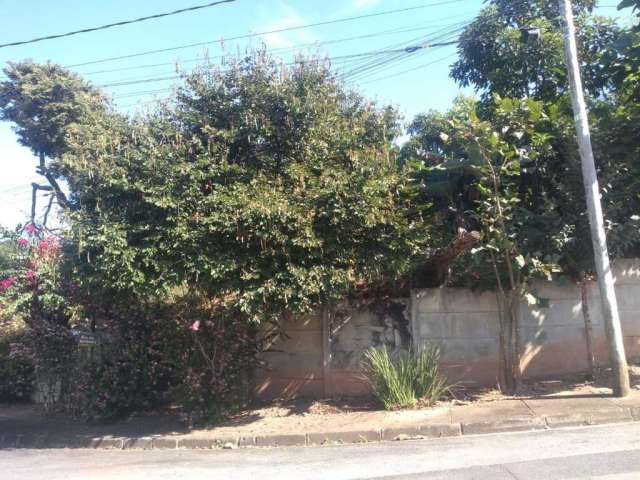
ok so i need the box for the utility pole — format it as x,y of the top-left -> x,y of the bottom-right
558,0 -> 630,396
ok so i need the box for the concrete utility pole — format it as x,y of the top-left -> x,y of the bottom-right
558,0 -> 630,396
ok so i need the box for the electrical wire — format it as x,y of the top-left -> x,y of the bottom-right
96,41 -> 460,89
79,13 -> 475,77
65,0 -> 466,68
109,17 -> 474,102
338,19 -> 466,78
0,0 -> 237,49
338,21 -> 465,83
359,52 -> 458,84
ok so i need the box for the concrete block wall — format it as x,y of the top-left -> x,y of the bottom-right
329,299 -> 411,396
413,259 -> 640,387
254,302 -> 409,400
253,314 -> 325,399
254,259 -> 640,399
411,288 -> 501,386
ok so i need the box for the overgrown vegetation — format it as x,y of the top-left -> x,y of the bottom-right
0,52 -> 430,421
0,327 -> 33,403
362,346 -> 449,409
402,0 -> 640,391
0,0 -> 639,417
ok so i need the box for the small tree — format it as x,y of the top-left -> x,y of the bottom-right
439,97 -> 563,392
0,61 -> 107,223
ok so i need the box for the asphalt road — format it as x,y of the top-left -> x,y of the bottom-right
2,423 -> 640,479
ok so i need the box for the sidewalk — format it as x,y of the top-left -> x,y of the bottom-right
2,383 -> 640,450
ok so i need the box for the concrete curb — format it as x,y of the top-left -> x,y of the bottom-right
2,407 -> 638,450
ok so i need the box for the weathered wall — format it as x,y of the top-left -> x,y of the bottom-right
413,259 -> 640,387
253,259 -> 640,399
330,299 -> 411,396
253,314 -> 325,399
411,288 -> 500,386
254,300 -> 411,399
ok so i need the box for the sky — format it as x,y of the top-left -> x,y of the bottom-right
0,0 -> 632,228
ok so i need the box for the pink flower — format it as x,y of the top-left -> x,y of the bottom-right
0,276 -> 17,293
190,320 -> 201,332
25,270 -> 37,285
24,223 -> 38,236
17,238 -> 29,247
36,236 -> 59,257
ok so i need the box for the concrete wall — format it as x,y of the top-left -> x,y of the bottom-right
254,300 -> 411,399
411,288 -> 500,386
253,259 -> 640,399
413,259 -> 640,387
253,314 -> 325,399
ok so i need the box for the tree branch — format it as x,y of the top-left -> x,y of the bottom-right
30,182 -> 53,224
42,193 -> 55,227
37,152 -> 68,209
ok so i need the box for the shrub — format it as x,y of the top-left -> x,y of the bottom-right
362,346 -> 449,410
73,345 -> 172,422
171,309 -> 257,426
0,332 -> 34,403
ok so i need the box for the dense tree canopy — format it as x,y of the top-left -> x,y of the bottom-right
451,0 -> 621,103
59,54 -> 429,323
0,61 -> 105,160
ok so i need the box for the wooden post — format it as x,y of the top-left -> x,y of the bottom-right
558,0 -> 630,396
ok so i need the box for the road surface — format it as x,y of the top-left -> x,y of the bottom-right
2,423 -> 640,479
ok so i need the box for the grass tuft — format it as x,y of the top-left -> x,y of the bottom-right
362,346 -> 449,410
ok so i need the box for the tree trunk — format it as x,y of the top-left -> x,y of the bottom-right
497,290 -> 518,394
414,229 -> 481,287
512,294 -> 522,390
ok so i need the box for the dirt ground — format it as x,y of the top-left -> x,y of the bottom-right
2,364 -> 639,439
201,364 -> 640,437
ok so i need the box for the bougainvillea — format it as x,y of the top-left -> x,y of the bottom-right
0,225 -> 78,411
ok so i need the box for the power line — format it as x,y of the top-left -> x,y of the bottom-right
109,20 -> 470,102
96,40 -> 460,89
66,0 -> 466,68
111,53 -> 371,98
114,88 -> 176,100
0,0 -> 237,49
360,52 -> 458,84
339,21 -> 464,83
79,14 -> 475,77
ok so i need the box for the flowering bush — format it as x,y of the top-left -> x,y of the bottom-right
72,340 -> 172,422
0,225 -> 78,411
2,227 -> 254,421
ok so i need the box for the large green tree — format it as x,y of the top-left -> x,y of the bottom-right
451,0 -> 621,103
0,54 -> 432,419
62,53 -> 429,323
